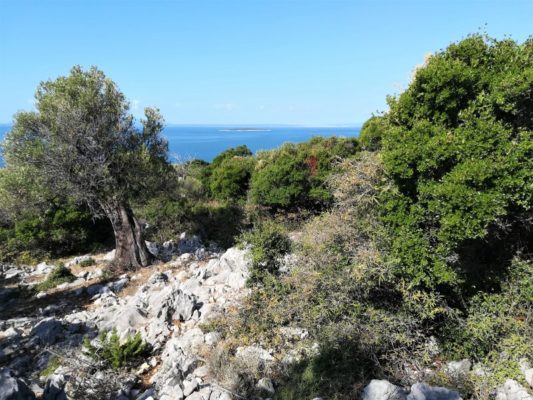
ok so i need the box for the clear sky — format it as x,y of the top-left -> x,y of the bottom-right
0,0 -> 532,125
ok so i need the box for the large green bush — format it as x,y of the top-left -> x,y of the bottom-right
381,34 -> 533,291
249,137 -> 359,210
210,156 -> 254,201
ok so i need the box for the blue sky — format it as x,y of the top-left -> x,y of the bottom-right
0,0 -> 532,125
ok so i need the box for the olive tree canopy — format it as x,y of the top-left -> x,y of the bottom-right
1,66 -> 170,268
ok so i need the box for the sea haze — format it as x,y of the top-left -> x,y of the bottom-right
0,124 -> 360,164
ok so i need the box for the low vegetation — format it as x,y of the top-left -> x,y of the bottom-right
36,264 -> 76,291
83,328 -> 147,370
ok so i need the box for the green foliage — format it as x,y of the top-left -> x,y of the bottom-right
359,115 -> 387,151
36,264 -> 76,291
79,257 -> 96,267
0,201 -> 112,263
40,357 -> 61,378
83,328 -> 146,370
209,155 -> 254,201
211,145 -> 252,168
139,195 -> 245,248
444,258 -> 532,360
250,137 -> 359,210
381,34 -> 533,291
240,221 -> 291,285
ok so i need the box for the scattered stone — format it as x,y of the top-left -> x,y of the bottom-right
65,255 -> 92,268
407,383 -> 461,400
204,331 -> 221,346
42,374 -> 66,400
0,328 -> 19,341
107,277 -> 129,292
256,377 -> 275,395
103,249 -> 116,261
183,377 -> 199,397
136,363 -> 150,375
29,318 -> 64,346
362,379 -> 406,400
495,379 -> 533,400
35,262 -> 54,275
0,368 -> 36,400
444,359 -> 471,380
135,388 -> 157,400
519,359 -> 533,389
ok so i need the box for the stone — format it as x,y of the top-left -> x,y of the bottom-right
136,363 -> 150,375
86,284 -> 105,296
4,269 -> 23,280
0,288 -> 19,304
29,318 -> 64,346
444,359 -> 471,380
519,359 -> 533,389
103,249 -> 116,261
0,368 -> 36,400
279,326 -> 309,340
183,377 -> 199,397
0,328 -> 19,341
35,262 -> 54,274
407,383 -> 461,400
362,380 -> 406,400
65,255 -> 92,268
107,278 -> 129,292
204,331 -> 221,346
42,374 -> 66,400
256,377 -> 275,395
495,379 -> 533,400
136,388 -> 157,400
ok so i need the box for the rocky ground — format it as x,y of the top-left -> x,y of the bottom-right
1,235 -> 532,400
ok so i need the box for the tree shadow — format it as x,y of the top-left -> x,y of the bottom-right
0,277 -> 121,321
273,339 -> 384,400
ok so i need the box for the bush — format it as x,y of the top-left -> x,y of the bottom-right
139,194 -> 245,248
209,156 -> 254,201
211,145 -> 252,168
0,202 -> 112,263
249,137 -> 359,211
239,221 -> 291,285
83,328 -> 147,370
359,115 -> 387,151
380,34 -> 533,292
79,257 -> 96,267
36,264 -> 76,291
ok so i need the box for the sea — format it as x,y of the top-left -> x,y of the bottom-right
0,124 -> 360,164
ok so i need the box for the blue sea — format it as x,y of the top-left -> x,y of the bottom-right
0,124 -> 360,164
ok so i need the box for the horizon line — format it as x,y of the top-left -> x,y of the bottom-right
0,122 -> 362,128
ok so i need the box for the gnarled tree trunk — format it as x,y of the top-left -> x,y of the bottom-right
101,200 -> 153,270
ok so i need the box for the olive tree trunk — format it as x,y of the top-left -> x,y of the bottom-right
101,200 -> 153,269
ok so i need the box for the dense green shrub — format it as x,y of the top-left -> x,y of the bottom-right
211,144 -> 252,168
209,156 -> 254,201
249,137 -> 359,211
83,328 -> 146,370
0,202 -> 112,263
381,34 -> 533,291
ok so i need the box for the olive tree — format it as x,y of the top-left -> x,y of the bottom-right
1,66 -> 170,269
